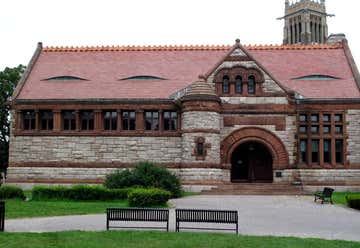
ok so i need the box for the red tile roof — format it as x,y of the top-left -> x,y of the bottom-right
17,43 -> 359,100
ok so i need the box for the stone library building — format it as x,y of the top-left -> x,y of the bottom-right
7,0 -> 360,192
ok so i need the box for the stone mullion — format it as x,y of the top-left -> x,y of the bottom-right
53,110 -> 61,132
136,110 -> 144,131
159,110 -> 164,131
331,113 -> 336,167
343,113 -> 348,167
35,110 -> 40,131
16,110 -> 22,131
319,113 -> 324,167
94,110 -> 102,131
117,110 -> 122,131
75,110 -> 80,131
307,113 -> 312,167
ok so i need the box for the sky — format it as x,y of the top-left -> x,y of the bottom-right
0,0 -> 359,70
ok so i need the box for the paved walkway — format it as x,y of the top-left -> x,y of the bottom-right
5,195 -> 360,242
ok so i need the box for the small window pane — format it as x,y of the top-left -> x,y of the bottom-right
299,114 -> 307,122
299,126 -> 307,133
323,125 -> 331,134
335,140 -> 343,164
311,126 -> 319,133
248,76 -> 255,94
62,111 -> 76,131
40,111 -> 53,131
311,140 -> 319,163
300,139 -> 307,163
335,125 -> 343,134
324,139 -> 331,164
323,114 -> 331,122
223,76 -> 230,94
197,142 -> 204,156
335,114 -> 342,122
23,110 -> 36,130
235,76 -> 242,94
311,114 -> 319,123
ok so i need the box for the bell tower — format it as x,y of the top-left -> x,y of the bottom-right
280,0 -> 333,44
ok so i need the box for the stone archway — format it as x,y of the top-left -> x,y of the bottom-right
221,127 -> 289,170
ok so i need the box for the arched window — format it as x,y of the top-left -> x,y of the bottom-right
235,76 -> 242,94
248,76 -> 255,94
222,76 -> 230,94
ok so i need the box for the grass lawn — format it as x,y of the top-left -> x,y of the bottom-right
332,192 -> 360,206
0,231 -> 359,248
4,198 -> 128,219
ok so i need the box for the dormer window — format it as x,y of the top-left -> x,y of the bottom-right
248,76 -> 255,94
235,76 -> 243,94
223,76 -> 230,94
44,76 -> 87,81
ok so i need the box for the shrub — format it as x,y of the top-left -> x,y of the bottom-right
0,186 -> 26,200
32,185 -> 129,201
346,195 -> 360,210
104,161 -> 181,197
128,188 -> 171,207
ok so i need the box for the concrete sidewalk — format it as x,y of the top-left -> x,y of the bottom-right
4,195 -> 360,242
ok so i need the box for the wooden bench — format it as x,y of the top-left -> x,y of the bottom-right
314,187 -> 334,204
175,209 -> 238,234
106,208 -> 169,231
0,201 -> 4,232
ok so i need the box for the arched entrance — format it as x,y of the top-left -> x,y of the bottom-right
231,141 -> 273,182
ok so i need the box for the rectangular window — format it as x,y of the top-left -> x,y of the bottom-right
336,139 -> 343,164
40,110 -> 53,130
323,139 -> 331,164
299,114 -> 307,122
299,126 -> 307,133
311,140 -> 319,163
80,111 -> 94,130
22,110 -> 36,130
323,114 -> 331,123
311,114 -> 319,123
300,139 -> 307,163
62,110 -> 76,131
334,114 -> 343,122
145,111 -> 159,130
335,125 -> 343,134
323,125 -> 331,134
122,111 -> 136,130
103,111 -> 117,131
163,111 -> 178,131
311,126 -> 319,134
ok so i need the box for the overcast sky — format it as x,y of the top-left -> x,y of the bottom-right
1,0 -> 359,70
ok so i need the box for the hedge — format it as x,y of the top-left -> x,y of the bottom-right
32,185 -> 129,201
346,195 -> 360,210
0,186 -> 26,200
104,161 -> 181,197
128,188 -> 171,207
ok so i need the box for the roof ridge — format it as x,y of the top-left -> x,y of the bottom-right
43,43 -> 343,52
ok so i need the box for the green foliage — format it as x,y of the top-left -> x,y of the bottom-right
104,161 -> 181,197
0,185 -> 26,200
128,188 -> 171,207
346,195 -> 360,210
0,65 -> 26,172
31,185 -> 129,201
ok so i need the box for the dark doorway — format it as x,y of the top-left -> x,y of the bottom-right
231,141 -> 273,182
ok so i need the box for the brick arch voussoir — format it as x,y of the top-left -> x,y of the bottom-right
221,127 -> 289,169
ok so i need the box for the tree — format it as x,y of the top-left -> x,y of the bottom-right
0,65 -> 25,173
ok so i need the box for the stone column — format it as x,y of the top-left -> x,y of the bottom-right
94,110 -> 103,131
53,110 -> 61,132
136,110 -> 144,131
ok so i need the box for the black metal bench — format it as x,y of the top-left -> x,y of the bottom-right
314,187 -> 334,204
106,208 -> 169,231
176,209 -> 238,234
0,201 -> 4,232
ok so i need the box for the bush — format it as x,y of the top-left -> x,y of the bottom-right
346,195 -> 360,210
0,186 -> 26,200
32,185 -> 129,201
128,188 -> 171,207
104,161 -> 181,197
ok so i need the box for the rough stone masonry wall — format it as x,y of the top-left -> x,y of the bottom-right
9,136 -> 182,163
220,114 -> 297,165
181,111 -> 221,164
346,110 -> 360,165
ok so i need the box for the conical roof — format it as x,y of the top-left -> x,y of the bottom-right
181,77 -> 219,102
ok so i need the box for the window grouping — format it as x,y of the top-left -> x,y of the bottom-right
222,75 -> 255,95
20,109 -> 178,132
298,112 -> 345,166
